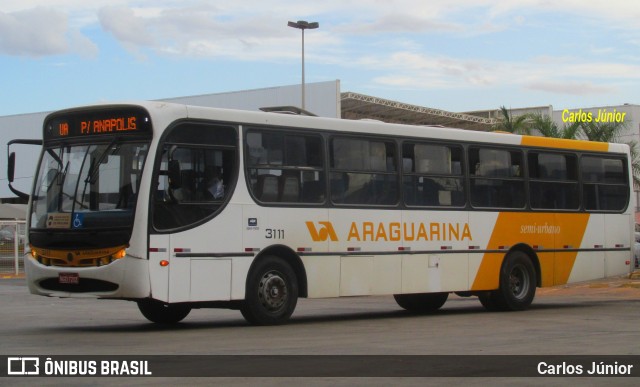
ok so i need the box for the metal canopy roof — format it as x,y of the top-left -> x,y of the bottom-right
340,92 -> 496,131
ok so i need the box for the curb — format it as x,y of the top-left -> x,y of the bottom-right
0,274 -> 25,279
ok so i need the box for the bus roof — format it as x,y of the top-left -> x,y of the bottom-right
52,100 -> 628,155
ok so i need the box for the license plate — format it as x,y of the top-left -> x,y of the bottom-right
59,272 -> 79,284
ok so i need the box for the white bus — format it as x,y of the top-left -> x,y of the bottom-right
7,101 -> 635,325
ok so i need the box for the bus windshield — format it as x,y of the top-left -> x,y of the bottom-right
30,141 -> 149,231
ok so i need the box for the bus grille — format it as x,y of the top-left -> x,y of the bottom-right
39,278 -> 119,293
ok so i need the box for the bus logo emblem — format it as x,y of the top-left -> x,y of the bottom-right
305,221 -> 338,242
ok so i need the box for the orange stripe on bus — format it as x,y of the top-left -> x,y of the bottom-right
521,136 -> 609,152
471,212 -> 590,291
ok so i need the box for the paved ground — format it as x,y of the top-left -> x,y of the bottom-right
1,272 -> 639,386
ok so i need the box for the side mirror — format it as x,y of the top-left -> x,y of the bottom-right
7,152 -> 15,183
7,138 -> 43,200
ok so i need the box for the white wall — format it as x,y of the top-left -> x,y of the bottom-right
551,104 -> 640,144
162,80 -> 340,119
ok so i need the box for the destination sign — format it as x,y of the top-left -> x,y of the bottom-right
44,107 -> 152,140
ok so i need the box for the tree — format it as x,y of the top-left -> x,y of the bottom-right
580,120 -> 627,142
528,113 -> 640,190
579,120 -> 640,189
628,140 -> 640,191
528,113 -> 580,139
493,106 -> 531,135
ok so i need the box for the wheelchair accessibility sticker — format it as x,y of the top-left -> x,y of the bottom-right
72,213 -> 84,229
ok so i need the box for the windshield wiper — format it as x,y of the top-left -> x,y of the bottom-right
77,139 -> 121,212
84,138 -> 120,185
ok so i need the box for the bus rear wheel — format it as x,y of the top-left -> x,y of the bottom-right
241,256 -> 298,325
479,251 -> 536,312
393,292 -> 449,313
137,300 -> 191,324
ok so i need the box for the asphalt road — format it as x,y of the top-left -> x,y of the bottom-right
1,274 -> 639,386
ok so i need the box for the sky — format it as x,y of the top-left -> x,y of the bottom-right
1,0 -> 640,117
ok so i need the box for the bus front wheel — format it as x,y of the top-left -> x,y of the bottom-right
241,256 -> 298,325
137,300 -> 191,324
479,251 -> 536,312
393,292 -> 449,313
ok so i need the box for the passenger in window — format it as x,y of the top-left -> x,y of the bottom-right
202,167 -> 224,200
172,169 -> 197,202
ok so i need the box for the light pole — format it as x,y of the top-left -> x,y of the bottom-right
287,20 -> 319,110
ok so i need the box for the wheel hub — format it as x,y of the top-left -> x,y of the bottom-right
509,264 -> 529,299
258,271 -> 287,311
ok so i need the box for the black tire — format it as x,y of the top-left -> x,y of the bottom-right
479,251 -> 536,312
393,292 -> 449,313
477,291 -> 503,312
240,256 -> 298,325
137,300 -> 191,324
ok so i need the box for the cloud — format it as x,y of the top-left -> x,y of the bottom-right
335,12 -> 464,35
4,1 -> 640,57
362,50 -> 639,98
98,6 -> 154,47
95,3 -> 340,61
3,1 -> 640,103
0,8 -> 69,56
0,7 -> 96,57
526,81 -> 616,95
361,51 -> 499,89
98,5 -> 252,59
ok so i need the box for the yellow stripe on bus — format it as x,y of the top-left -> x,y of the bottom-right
521,136 -> 609,152
471,212 -> 590,291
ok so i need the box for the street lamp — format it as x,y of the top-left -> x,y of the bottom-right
288,20 -> 319,110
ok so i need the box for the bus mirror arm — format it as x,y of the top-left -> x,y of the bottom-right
7,152 -> 29,200
7,138 -> 43,200
8,182 -> 29,200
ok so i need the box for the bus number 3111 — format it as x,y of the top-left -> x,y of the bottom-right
265,229 -> 285,239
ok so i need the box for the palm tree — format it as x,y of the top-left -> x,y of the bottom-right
529,113 -> 581,139
529,114 -> 640,190
578,120 -> 640,188
628,140 -> 640,190
493,106 -> 531,135
584,121 -> 640,190
579,120 -> 626,143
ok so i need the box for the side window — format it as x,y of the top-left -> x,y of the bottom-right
246,130 -> 325,204
153,124 -> 237,231
330,137 -> 397,205
528,152 -> 579,210
469,147 -> 525,209
581,156 -> 628,211
161,147 -> 229,203
402,143 -> 464,207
